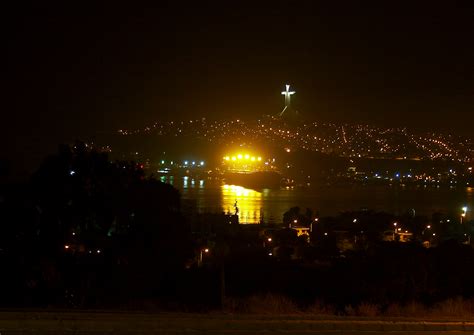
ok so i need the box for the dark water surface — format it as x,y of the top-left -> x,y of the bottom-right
160,176 -> 474,224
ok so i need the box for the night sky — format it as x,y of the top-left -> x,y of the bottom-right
4,2 -> 474,174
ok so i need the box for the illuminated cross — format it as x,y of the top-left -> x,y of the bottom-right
280,84 -> 295,116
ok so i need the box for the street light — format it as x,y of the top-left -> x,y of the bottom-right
199,248 -> 209,266
461,206 -> 468,224
290,219 -> 297,228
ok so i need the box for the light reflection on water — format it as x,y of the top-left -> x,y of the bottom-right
159,176 -> 474,224
221,184 -> 263,224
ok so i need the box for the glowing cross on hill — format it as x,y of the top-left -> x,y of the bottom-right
280,84 -> 295,116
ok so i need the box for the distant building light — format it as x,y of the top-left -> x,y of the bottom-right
69,170 -> 75,176
200,161 -> 204,166
161,160 -> 165,164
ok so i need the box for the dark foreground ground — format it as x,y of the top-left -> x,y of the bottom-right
1,311 -> 474,334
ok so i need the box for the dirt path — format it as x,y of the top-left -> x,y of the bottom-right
1,311 -> 474,334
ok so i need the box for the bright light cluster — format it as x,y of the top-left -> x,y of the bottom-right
223,154 -> 262,162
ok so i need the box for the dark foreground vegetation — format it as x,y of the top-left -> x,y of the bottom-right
1,143 -> 474,318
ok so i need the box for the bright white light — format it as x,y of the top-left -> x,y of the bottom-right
192,161 -> 195,165
184,161 -> 188,165
69,170 -> 75,176
200,161 -> 204,166
462,206 -> 468,212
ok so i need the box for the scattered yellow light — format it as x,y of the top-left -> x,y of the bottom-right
237,154 -> 243,159
231,156 -> 237,161
257,157 -> 262,161
244,154 -> 250,159
251,157 -> 256,161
